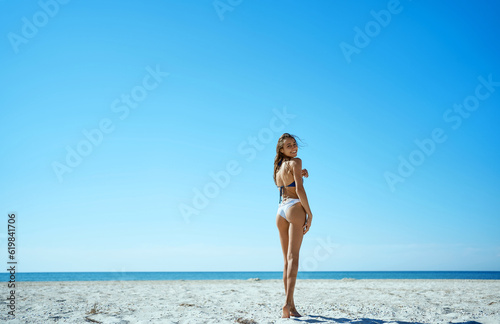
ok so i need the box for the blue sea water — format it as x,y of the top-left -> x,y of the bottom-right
2,271 -> 500,282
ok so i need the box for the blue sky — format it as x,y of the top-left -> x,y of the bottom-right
1,0 -> 499,272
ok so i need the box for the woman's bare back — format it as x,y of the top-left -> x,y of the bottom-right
276,160 -> 299,200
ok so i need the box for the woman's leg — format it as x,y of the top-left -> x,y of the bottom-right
276,204 -> 305,318
277,214 -> 300,317
276,214 -> 289,295
282,203 -> 306,318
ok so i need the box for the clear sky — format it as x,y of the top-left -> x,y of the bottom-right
1,0 -> 499,272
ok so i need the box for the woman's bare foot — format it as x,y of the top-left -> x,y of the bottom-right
282,304 -> 291,318
290,306 -> 302,317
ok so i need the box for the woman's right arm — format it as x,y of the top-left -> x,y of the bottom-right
290,158 -> 313,230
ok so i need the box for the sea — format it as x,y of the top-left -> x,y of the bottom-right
2,271 -> 500,282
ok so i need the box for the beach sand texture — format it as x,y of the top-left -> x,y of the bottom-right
2,279 -> 499,323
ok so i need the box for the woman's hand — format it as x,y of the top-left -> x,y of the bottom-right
303,217 -> 311,234
301,168 -> 309,178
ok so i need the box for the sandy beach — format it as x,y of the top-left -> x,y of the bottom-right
2,279 -> 499,323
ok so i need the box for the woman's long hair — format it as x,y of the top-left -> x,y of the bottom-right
273,133 -> 302,185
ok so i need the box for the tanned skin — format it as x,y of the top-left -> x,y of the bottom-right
275,137 -> 313,318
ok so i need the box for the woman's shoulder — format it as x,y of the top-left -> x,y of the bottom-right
289,157 -> 302,165
284,157 -> 301,172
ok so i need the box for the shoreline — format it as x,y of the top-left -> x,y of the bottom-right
6,270 -> 500,283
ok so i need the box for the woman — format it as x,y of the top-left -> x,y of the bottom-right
273,133 -> 313,318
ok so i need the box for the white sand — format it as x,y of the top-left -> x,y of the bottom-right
2,279 -> 499,323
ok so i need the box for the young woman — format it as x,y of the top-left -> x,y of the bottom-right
273,133 -> 313,318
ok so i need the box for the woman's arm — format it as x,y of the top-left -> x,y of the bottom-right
290,158 -> 313,230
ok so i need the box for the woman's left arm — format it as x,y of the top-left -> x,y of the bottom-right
291,158 -> 313,234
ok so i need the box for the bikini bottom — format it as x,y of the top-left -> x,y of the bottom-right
277,198 -> 300,221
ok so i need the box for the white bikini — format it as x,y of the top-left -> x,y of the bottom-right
277,198 -> 301,221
